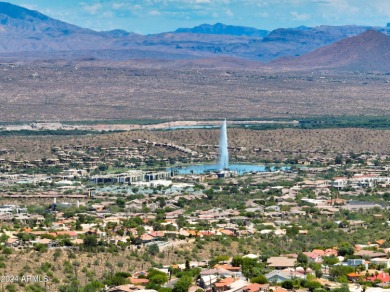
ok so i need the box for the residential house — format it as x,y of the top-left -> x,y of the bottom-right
223,279 -> 251,292
267,257 -> 296,269
199,274 -> 218,290
6,238 -> 19,248
214,264 -> 241,274
365,272 -> 390,283
371,258 -> 390,268
214,277 -> 235,292
242,283 -> 270,292
347,272 -> 362,282
129,278 -> 150,285
303,252 -> 322,263
346,259 -> 367,269
200,268 -> 236,279
140,234 -> 155,244
265,270 -> 293,283
355,250 -> 387,259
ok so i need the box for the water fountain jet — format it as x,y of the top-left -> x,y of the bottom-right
218,119 -> 229,170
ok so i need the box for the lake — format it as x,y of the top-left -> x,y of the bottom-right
167,163 -> 286,175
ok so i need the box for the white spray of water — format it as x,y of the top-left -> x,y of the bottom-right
219,119 -> 229,170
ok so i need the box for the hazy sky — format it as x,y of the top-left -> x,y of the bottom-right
7,0 -> 390,34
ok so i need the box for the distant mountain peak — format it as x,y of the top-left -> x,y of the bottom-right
100,29 -> 130,38
0,1 -> 390,68
0,2 -> 49,21
273,29 -> 390,71
175,23 -> 269,37
358,29 -> 387,38
0,1 -> 90,37
295,25 -> 312,31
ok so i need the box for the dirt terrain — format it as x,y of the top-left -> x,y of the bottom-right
0,63 -> 390,122
1,128 -> 390,161
1,240 -> 237,291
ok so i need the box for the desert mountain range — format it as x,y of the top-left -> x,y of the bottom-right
1,2 -> 390,71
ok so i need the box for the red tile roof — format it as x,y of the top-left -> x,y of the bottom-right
376,239 -> 386,246
187,230 -> 200,236
56,231 -> 77,237
149,231 -> 165,237
312,249 -> 325,256
140,234 -> 155,241
130,278 -> 149,285
242,283 -> 268,292
216,264 -> 240,271
347,272 -> 362,278
365,273 -> 390,283
324,249 -> 338,256
220,229 -> 234,236
214,277 -> 235,288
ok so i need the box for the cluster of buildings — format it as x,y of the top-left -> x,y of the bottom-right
107,244 -> 390,292
0,141 -> 208,173
91,170 -> 174,184
333,174 -> 390,189
0,128 -> 390,291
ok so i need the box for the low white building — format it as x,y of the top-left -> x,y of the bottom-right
371,258 -> 390,268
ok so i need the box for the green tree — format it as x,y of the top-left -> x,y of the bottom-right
176,214 -> 187,229
75,220 -> 82,231
208,255 -> 229,268
173,276 -> 192,292
242,258 -> 260,279
98,164 -> 108,172
148,269 -> 168,286
104,272 -> 130,286
232,256 -> 243,267
335,155 -> 343,165
297,253 -> 309,265
338,243 -> 354,256
329,266 -> 354,282
81,281 -> 104,292
116,198 -> 126,208
286,226 -> 299,237
158,288 -> 173,292
323,256 -> 339,266
250,274 -> 268,284
282,280 -> 294,289
315,269 -> 323,279
304,281 -> 322,291
332,283 -> 350,292
34,244 -> 47,253
148,244 -> 160,256
83,235 -> 98,249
